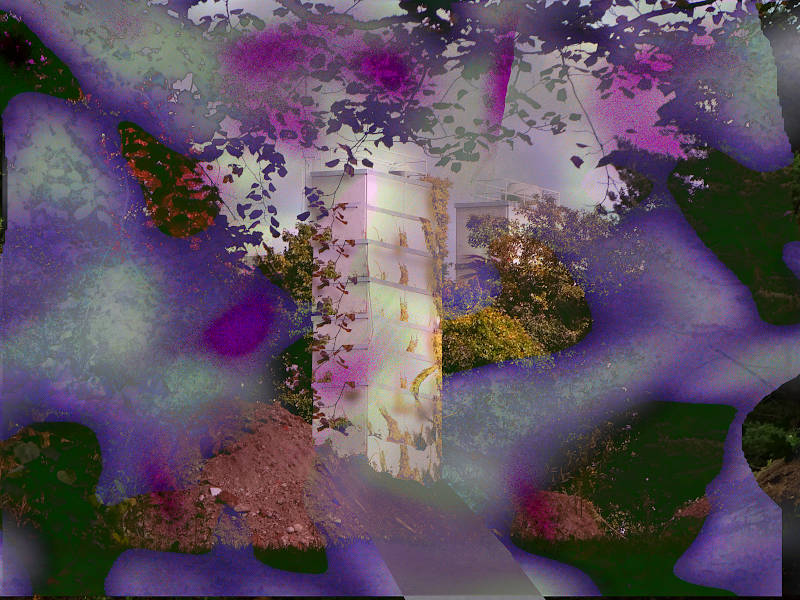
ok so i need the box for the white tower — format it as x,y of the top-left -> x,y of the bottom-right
308,158 -> 442,483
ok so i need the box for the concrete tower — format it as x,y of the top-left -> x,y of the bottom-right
309,163 -> 442,483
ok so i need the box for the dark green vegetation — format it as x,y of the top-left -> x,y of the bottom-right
266,332 -> 314,422
669,149 -> 800,325
0,422 -> 124,595
515,521 -> 731,596
516,400 -> 736,596
253,544 -> 328,574
0,11 -> 82,112
743,372 -> 800,470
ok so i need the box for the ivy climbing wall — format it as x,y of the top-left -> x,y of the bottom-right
309,168 -> 444,483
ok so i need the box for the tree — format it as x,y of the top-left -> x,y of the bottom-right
464,198 -> 595,354
485,232 -> 592,353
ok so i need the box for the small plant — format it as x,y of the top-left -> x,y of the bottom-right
406,335 -> 418,353
400,299 -> 409,321
399,264 -> 409,285
329,416 -> 352,433
372,226 -> 384,243
398,228 -> 408,248
400,374 -> 407,389
373,263 -> 387,280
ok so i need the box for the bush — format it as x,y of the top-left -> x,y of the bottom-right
442,307 -> 544,374
742,422 -> 794,470
268,333 -> 313,423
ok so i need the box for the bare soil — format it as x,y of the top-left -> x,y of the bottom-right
755,456 -> 800,508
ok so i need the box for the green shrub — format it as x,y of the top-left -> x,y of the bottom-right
442,307 -> 544,374
742,422 -> 794,470
268,333 -> 313,423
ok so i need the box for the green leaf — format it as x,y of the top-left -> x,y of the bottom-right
557,89 -> 567,102
443,115 -> 454,124
457,89 -> 468,100
569,113 -> 582,121
518,61 -> 531,73
451,162 -> 462,173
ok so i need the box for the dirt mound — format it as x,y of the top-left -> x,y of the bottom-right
671,496 -> 711,520
511,490 -> 612,543
115,402 -> 328,570
755,457 -> 800,508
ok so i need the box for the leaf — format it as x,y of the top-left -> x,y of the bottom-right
570,155 -> 584,168
451,162 -> 462,173
557,89 -> 567,102
362,158 -> 374,168
270,226 -> 280,238
569,113 -> 582,121
250,210 -> 263,219
325,159 -> 340,168
297,211 -> 310,221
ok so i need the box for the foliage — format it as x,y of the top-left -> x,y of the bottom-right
267,332 -> 313,423
669,149 -> 800,324
0,11 -> 83,112
466,213 -> 511,250
164,0 -> 768,216
484,232 -> 591,353
256,223 -> 314,304
442,276 -> 496,319
0,10 -> 83,255
746,373 -> 800,431
256,224 -> 314,422
742,422 -> 795,470
607,166 -> 655,216
0,423 -> 125,595
442,306 -> 544,374
118,121 -> 222,238
512,520 -> 731,596
550,401 -> 734,535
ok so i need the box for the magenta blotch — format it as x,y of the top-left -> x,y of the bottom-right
201,294 -> 275,357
